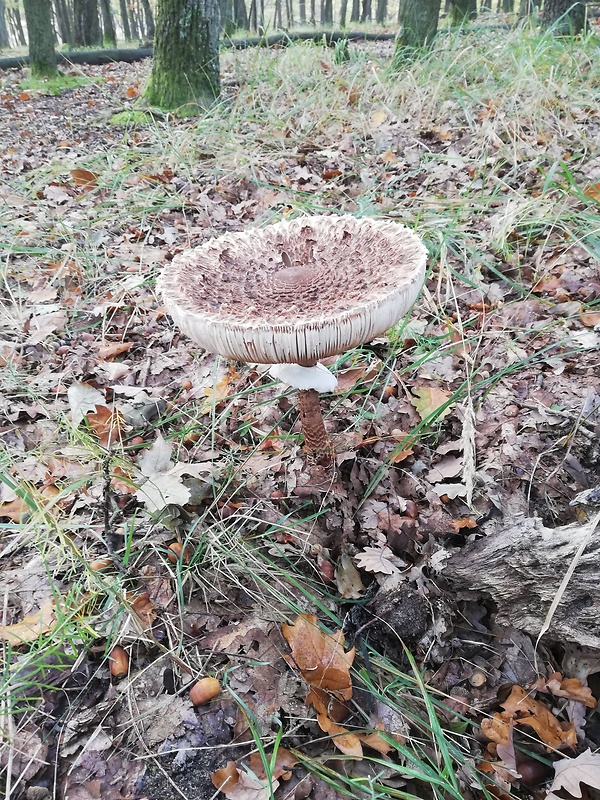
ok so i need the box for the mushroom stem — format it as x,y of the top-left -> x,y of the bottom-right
297,389 -> 333,467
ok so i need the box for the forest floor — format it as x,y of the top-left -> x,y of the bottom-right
2,24 -> 600,800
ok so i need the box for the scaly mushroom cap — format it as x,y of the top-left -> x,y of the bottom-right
158,215 -> 427,365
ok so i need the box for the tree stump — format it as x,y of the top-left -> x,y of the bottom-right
442,515 -> 600,649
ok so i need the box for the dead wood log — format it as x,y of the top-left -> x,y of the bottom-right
442,515 -> 600,649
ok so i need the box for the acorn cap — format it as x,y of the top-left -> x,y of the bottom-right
158,215 -> 427,365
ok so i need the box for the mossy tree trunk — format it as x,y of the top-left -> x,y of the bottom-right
542,0 -> 586,34
394,0 -> 441,58
146,0 -> 220,112
23,0 -> 57,77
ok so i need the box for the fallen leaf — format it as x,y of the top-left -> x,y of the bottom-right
199,366 -> 239,415
282,613 -> 354,699
86,405 -> 125,447
68,383 -> 106,426
580,311 -> 600,328
317,714 -> 363,757
547,749 -> 600,800
583,183 -> 600,202
541,673 -> 597,709
97,342 -> 132,359
370,108 -> 387,127
0,600 -> 56,645
450,517 -> 478,532
411,386 -> 453,421
0,496 -> 30,522
335,553 -> 365,599
70,168 -> 98,188
354,545 -> 400,575
211,761 -> 279,800
248,748 -> 297,780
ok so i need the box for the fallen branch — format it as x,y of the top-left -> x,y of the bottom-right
0,32 -> 395,71
442,514 -> 600,649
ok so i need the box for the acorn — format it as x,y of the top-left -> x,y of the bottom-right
167,541 -> 191,564
189,677 -> 221,706
109,645 -> 129,678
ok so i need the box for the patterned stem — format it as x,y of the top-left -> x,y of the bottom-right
297,389 -> 333,467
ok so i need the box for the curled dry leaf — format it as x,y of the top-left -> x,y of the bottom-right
282,613 -> 354,699
482,684 -> 577,751
538,672 -> 597,709
86,405 -> 125,448
0,599 -> 57,645
248,748 -> 298,781
211,761 -> 279,800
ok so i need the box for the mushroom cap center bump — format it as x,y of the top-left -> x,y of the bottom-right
158,215 -> 427,366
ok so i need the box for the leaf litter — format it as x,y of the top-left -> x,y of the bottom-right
1,27 -> 600,800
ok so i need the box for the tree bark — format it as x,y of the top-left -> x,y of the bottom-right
9,6 -> 27,45
394,0 -> 441,54
233,0 -> 248,28
146,0 -> 220,112
119,0 -> 132,38
339,0 -> 347,25
99,0 -> 117,44
322,0 -> 333,24
350,0 -> 360,21
450,0 -> 476,24
73,0 -> 102,46
299,0 -> 306,22
541,0 -> 586,34
53,0 -> 73,45
375,0 -> 387,24
501,0 -> 514,10
0,0 -> 10,48
443,514 -> 600,650
360,0 -> 371,21
140,0 -> 155,36
23,0 -> 57,77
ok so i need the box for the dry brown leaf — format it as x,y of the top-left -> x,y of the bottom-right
335,553 -> 365,599
410,386 -> 453,421
70,168 -> 98,188
335,366 -> 379,393
317,714 -> 363,757
541,673 -> 597,709
306,686 -> 349,723
484,685 -> 577,751
86,406 -> 125,448
248,748 -> 297,781
282,613 -> 354,699
128,591 -> 156,629
580,311 -> 600,328
199,366 -> 239,415
0,496 -> 30,522
211,761 -> 278,800
0,600 -> 56,645
97,342 -> 132,360
547,749 -> 600,800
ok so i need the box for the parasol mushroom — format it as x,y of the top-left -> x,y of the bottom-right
158,215 -> 427,466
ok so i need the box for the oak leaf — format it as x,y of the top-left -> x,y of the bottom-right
354,545 -> 400,575
282,613 -> 354,699
211,761 -> 278,800
547,749 -> 600,800
410,386 -> 453,421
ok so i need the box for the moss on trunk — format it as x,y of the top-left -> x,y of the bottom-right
145,0 -> 220,112
23,0 -> 57,78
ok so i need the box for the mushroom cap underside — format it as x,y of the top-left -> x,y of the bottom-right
158,215 -> 427,364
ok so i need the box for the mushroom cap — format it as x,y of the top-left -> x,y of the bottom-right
158,215 -> 427,365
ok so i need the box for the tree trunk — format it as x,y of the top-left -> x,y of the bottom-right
322,0 -> 332,24
450,0 -> 476,24
394,0 -> 441,53
285,0 -> 294,27
360,0 -> 371,21
23,0 -> 57,77
0,0 -> 10,48
502,0 -> 514,10
375,0 -> 386,23
299,0 -> 306,22
53,0 -> 73,45
73,0 -> 102,46
119,0 -> 132,38
443,514 -> 600,650
146,0 -> 220,112
541,0 -> 586,33
339,0 -> 347,25
480,0 -> 492,10
99,0 -> 117,44
310,0 -> 315,23
9,6 -> 27,45
140,0 -> 155,36
350,0 -> 359,21
233,0 -> 248,28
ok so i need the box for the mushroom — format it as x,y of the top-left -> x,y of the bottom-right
157,215 -> 427,466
